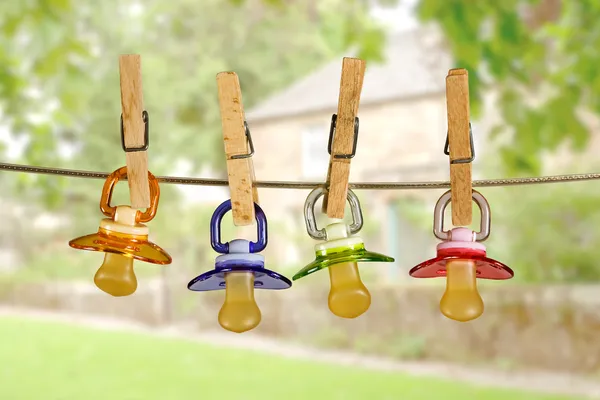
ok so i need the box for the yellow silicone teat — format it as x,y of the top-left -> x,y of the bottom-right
328,261 -> 371,318
218,272 -> 261,333
94,253 -> 137,297
439,259 -> 483,322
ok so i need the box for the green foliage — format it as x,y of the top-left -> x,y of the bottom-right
417,0 -> 596,175
393,197 -> 431,231
353,333 -> 386,354
4,245 -> 164,283
386,333 -> 428,359
232,0 -> 388,60
310,327 -> 428,361
353,333 -> 427,359
309,326 -> 353,349
486,181 -> 600,282
0,0 -> 90,152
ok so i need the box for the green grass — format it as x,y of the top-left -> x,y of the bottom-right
0,316 -> 585,400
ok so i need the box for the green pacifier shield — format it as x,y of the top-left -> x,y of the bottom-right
292,243 -> 394,281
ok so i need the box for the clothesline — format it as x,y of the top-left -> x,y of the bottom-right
0,162 -> 598,190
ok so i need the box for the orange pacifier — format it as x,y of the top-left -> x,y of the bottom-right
69,166 -> 172,296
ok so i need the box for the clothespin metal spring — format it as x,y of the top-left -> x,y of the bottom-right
120,110 -> 149,153
230,121 -> 255,160
443,122 -> 475,164
327,114 -> 359,159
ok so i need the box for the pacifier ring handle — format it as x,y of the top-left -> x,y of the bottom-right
433,190 -> 490,242
304,186 -> 363,241
210,199 -> 267,254
99,166 -> 160,223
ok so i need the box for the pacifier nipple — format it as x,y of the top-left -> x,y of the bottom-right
218,272 -> 261,333
328,261 -> 371,318
94,253 -> 137,297
94,206 -> 141,297
440,259 -> 484,322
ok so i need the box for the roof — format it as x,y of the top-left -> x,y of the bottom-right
247,27 -> 452,122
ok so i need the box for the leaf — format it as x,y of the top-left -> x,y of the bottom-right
489,124 -> 506,140
500,146 -> 541,175
44,0 -> 72,13
496,11 -> 522,44
356,27 -> 386,62
373,0 -> 401,6
416,0 -> 446,21
1,17 -> 22,35
262,0 -> 284,7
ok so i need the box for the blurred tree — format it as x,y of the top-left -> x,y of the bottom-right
231,0 -> 388,60
485,182 -> 600,282
417,0 -> 595,175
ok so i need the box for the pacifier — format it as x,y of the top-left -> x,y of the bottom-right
69,166 -> 171,296
187,199 -> 291,333
410,190 -> 513,321
293,187 -> 394,318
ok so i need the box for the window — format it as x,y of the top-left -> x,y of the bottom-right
301,124 -> 329,178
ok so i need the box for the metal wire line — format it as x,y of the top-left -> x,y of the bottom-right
1,162 -> 599,190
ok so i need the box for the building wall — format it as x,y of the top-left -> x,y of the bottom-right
249,92 -> 452,210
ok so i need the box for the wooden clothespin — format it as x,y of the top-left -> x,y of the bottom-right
217,72 -> 258,226
119,54 -> 150,209
445,68 -> 473,226
322,57 -> 366,219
